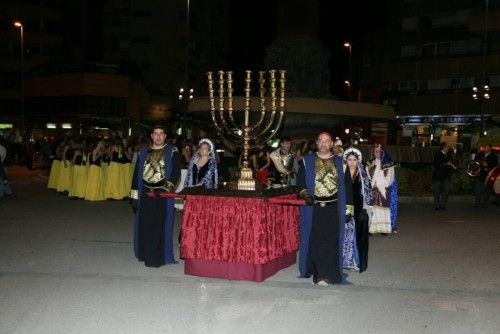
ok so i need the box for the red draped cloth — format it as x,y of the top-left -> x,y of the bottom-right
180,194 -> 300,282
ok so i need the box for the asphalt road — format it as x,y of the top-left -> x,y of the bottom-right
1,167 -> 499,334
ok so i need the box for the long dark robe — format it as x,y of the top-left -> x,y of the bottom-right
307,201 -> 342,283
298,153 -> 350,284
349,172 -> 369,272
132,144 -> 181,267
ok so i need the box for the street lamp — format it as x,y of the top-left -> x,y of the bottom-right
178,87 -> 194,101
472,84 -> 490,101
14,21 -> 24,135
344,80 -> 351,93
343,42 -> 352,100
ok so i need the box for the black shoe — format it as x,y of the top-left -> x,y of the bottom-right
435,207 -> 440,211
440,207 -> 446,210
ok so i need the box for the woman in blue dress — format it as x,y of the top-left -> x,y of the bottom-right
343,147 -> 373,272
184,138 -> 218,189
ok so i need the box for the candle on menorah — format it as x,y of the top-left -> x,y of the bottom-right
207,69 -> 286,191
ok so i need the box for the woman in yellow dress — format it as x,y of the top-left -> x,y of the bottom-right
56,139 -> 73,193
85,140 -> 106,201
47,141 -> 63,190
68,141 -> 88,199
103,139 -> 125,200
120,137 -> 133,199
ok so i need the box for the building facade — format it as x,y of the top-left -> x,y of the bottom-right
0,0 -> 229,137
361,0 -> 499,150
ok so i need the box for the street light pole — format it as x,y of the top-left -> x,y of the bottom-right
480,0 -> 489,135
180,0 -> 191,136
472,83 -> 490,135
178,87 -> 194,135
14,21 -> 24,136
343,42 -> 352,100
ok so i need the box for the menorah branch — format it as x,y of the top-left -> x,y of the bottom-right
206,69 -> 286,190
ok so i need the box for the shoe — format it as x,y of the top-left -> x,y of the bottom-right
440,207 -> 446,210
317,280 -> 329,286
434,207 -> 440,211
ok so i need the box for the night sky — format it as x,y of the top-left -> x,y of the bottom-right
227,0 -> 388,98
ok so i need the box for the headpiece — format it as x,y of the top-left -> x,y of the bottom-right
198,138 -> 214,152
343,147 -> 362,162
370,143 -> 392,164
198,138 -> 216,159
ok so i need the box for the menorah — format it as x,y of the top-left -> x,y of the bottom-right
207,70 -> 286,190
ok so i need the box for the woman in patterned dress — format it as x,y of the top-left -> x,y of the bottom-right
343,147 -> 373,272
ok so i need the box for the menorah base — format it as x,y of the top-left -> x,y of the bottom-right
237,167 -> 256,191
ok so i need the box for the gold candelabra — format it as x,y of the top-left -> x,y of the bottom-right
207,70 -> 286,190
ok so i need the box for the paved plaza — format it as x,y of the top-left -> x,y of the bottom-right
1,167 -> 499,333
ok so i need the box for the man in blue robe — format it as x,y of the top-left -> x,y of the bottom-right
131,125 -> 181,267
297,132 -> 352,286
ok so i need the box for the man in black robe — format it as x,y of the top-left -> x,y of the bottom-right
131,125 -> 181,267
297,132 -> 353,286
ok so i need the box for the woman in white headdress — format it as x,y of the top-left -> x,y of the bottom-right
184,138 -> 218,188
365,144 -> 397,234
343,147 -> 373,272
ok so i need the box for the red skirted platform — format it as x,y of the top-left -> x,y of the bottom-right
180,194 -> 300,282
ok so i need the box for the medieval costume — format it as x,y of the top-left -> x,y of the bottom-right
269,147 -> 295,186
56,145 -> 73,193
104,147 -> 126,200
120,147 -> 133,199
68,150 -> 88,199
343,148 -> 372,273
85,148 -> 105,201
47,143 -> 63,190
365,145 -> 398,234
297,152 -> 352,284
184,138 -> 218,189
131,143 -> 181,267
253,148 -> 270,185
